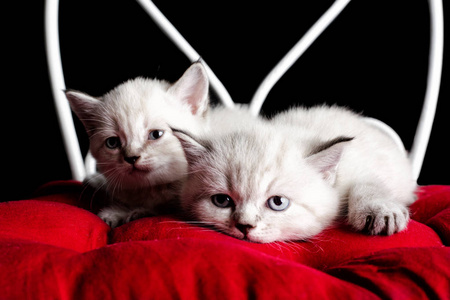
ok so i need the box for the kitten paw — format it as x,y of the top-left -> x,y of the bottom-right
98,207 -> 126,228
349,201 -> 409,235
98,207 -> 151,228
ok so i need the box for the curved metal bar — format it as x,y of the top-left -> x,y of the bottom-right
136,0 -> 235,108
410,0 -> 444,180
249,0 -> 352,116
45,0 -> 86,181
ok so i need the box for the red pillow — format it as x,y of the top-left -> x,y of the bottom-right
0,182 -> 448,299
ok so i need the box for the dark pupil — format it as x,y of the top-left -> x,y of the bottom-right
212,194 -> 232,208
106,137 -> 120,148
150,130 -> 163,140
217,196 -> 227,204
273,196 -> 282,206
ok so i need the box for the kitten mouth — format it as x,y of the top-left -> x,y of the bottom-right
240,236 -> 264,244
238,233 -> 270,244
235,232 -> 259,243
242,237 -> 255,243
129,165 -> 151,174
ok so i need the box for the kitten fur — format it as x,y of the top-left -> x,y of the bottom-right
174,105 -> 417,243
66,63 -> 209,228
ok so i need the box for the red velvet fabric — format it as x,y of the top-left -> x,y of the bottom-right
1,182 -> 449,299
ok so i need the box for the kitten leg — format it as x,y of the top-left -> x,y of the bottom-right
347,184 -> 410,235
98,205 -> 152,228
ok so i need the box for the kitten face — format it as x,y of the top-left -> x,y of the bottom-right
83,87 -> 188,188
67,63 -> 209,190
175,127 -> 343,243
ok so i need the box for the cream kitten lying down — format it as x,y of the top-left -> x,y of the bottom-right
174,106 -> 417,243
66,63 -> 209,227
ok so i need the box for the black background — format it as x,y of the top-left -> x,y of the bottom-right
4,1 -> 449,201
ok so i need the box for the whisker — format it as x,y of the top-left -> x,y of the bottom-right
79,172 -> 110,211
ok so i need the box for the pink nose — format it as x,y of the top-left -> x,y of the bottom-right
236,223 -> 254,236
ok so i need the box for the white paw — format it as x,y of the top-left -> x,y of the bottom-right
98,207 -> 128,228
98,206 -> 151,228
348,200 -> 410,235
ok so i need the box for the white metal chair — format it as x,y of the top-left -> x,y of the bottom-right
45,0 -> 443,182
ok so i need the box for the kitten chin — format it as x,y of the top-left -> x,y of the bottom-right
118,164 -> 187,189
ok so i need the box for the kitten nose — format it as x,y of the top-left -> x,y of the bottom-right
236,223 -> 254,236
124,156 -> 140,165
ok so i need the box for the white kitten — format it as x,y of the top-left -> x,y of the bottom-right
66,63 -> 209,227
174,105 -> 417,243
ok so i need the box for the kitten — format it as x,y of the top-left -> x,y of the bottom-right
173,105 -> 417,243
66,62 -> 209,228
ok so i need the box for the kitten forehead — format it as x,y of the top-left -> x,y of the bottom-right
207,129 -> 297,201
104,78 -> 171,113
98,78 -> 197,135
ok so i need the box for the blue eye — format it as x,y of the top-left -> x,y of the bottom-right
105,137 -> 121,149
211,194 -> 234,208
267,196 -> 290,211
149,130 -> 164,140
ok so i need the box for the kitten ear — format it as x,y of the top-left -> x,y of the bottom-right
306,137 -> 353,185
169,62 -> 209,116
65,90 -> 101,134
171,128 -> 209,164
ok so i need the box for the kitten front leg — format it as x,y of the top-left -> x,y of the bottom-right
98,205 -> 153,228
347,184 -> 410,235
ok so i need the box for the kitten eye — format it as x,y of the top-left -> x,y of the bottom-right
149,130 -> 164,140
211,194 -> 234,208
267,196 -> 290,211
105,137 -> 121,149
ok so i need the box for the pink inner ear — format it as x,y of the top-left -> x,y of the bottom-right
322,170 -> 333,182
306,141 -> 348,186
185,78 -> 208,115
170,63 -> 209,116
